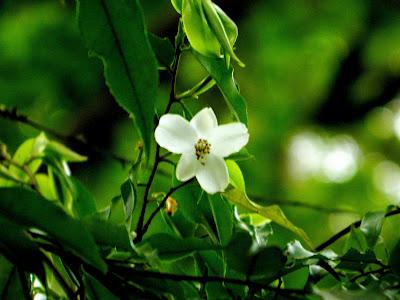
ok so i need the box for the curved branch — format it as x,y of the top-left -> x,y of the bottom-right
109,264 -> 308,296
0,106 -> 133,166
314,207 -> 400,252
139,178 -> 195,237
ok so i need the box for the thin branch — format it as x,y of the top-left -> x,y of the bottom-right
134,25 -> 182,242
350,267 -> 389,283
140,179 -> 195,236
109,265 -> 308,296
0,106 -> 133,166
314,207 -> 400,252
159,158 -> 175,166
249,194 -> 356,214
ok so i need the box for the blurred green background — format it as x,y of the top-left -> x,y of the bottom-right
1,0 -> 400,251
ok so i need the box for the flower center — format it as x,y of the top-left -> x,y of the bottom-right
194,139 -> 211,162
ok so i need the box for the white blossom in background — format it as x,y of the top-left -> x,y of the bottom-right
155,107 -> 249,194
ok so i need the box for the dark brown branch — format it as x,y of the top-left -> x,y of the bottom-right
0,106 -> 133,166
314,207 -> 400,252
134,22 -> 183,242
140,178 -> 195,236
109,265 -> 308,297
350,267 -> 389,283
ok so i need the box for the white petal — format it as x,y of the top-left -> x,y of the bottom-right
196,154 -> 229,194
155,114 -> 198,154
176,152 -> 199,181
190,107 -> 218,138
209,123 -> 249,157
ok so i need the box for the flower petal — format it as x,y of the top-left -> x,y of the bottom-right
176,152 -> 199,181
209,123 -> 249,157
190,107 -> 218,138
155,114 -> 198,154
196,154 -> 229,194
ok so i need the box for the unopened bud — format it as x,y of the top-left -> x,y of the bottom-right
165,197 -> 178,216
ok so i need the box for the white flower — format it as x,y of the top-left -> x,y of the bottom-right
155,107 -> 249,194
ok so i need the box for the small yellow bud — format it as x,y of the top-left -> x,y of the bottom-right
165,197 -> 178,216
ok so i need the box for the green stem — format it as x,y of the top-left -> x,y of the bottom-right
175,75 -> 215,100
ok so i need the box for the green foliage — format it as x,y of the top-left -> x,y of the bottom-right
0,0 -> 399,299
223,188 -> 312,247
193,50 -> 248,124
77,0 -> 159,157
0,257 -> 27,300
148,33 -> 175,70
0,187 -> 106,272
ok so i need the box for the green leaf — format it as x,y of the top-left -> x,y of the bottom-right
0,187 -> 107,272
360,211 -> 386,248
226,147 -> 253,162
148,33 -> 175,70
199,251 -> 233,299
201,0 -> 243,66
226,160 -> 245,192
35,174 -> 58,200
71,177 -> 97,218
224,231 -> 252,274
344,226 -> 368,254
389,239 -> 400,275
77,0 -> 159,156
183,0 -> 221,57
82,216 -> 132,251
0,165 -> 18,187
138,233 -> 216,261
249,246 -> 286,281
208,194 -> 233,246
286,240 -> 315,260
337,249 -> 379,271
193,50 -> 247,124
0,258 -> 25,300
314,285 -> 387,300
108,196 -> 125,225
0,215 -> 46,283
84,273 -> 119,300
171,0 -> 183,13
222,188 -> 312,248
223,230 -> 286,281
9,133 -> 48,180
120,179 -> 136,229
46,141 -> 87,162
